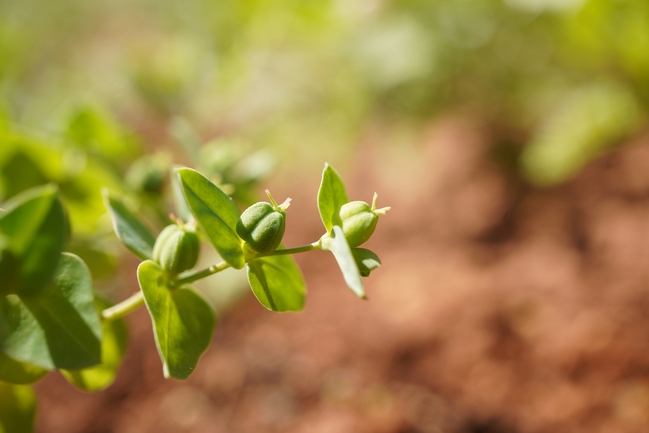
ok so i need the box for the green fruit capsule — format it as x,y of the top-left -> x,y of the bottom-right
236,190 -> 290,255
153,223 -> 200,275
339,193 -> 390,248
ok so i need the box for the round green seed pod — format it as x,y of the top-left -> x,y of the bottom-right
236,202 -> 285,254
339,201 -> 378,247
153,224 -> 200,275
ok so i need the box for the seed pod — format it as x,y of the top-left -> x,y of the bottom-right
339,193 -> 390,248
236,191 -> 290,255
153,224 -> 200,275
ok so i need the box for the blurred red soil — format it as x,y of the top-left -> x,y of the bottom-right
35,116 -> 649,433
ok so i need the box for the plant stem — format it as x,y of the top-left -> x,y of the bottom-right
100,242 -> 321,321
171,261 -> 231,287
259,242 -> 321,257
101,291 -> 144,322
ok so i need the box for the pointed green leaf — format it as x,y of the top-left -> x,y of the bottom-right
177,168 -> 244,269
323,226 -> 365,299
246,255 -> 306,312
351,248 -> 381,277
61,297 -> 128,392
317,163 -> 349,234
0,383 -> 36,433
0,184 -> 66,297
103,190 -> 156,260
138,260 -> 215,380
0,354 -> 47,385
0,253 -> 102,370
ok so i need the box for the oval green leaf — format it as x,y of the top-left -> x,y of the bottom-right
177,168 -> 244,269
323,225 -> 365,299
246,254 -> 306,312
102,190 -> 156,260
351,248 -> 381,277
0,383 -> 36,433
0,353 -> 47,385
0,253 -> 102,370
317,163 -> 349,234
61,297 -> 129,392
138,260 -> 216,380
0,184 -> 66,297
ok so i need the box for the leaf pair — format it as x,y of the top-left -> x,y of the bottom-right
317,164 -> 381,299
176,168 -> 306,313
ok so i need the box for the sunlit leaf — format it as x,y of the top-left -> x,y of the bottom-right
0,353 -> 47,385
246,254 -> 306,312
0,184 -> 66,297
0,253 -> 102,370
0,383 -> 36,433
323,226 -> 365,299
138,260 -> 215,380
61,297 -> 128,392
177,168 -> 244,269
103,190 -> 156,260
317,163 -> 348,234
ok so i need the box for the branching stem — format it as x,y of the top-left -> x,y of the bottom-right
100,241 -> 322,321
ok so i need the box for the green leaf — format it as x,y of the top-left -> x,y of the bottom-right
61,297 -> 128,392
138,260 -> 215,380
103,190 -> 156,260
0,184 -> 66,297
0,253 -> 102,370
323,226 -> 365,299
317,163 -> 349,234
177,168 -> 244,269
0,353 -> 47,385
351,248 -> 381,277
246,254 -> 306,312
0,383 -> 36,433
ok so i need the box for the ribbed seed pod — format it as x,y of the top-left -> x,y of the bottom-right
236,202 -> 285,255
339,193 -> 390,248
152,224 -> 200,275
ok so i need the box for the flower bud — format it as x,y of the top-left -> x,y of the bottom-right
339,193 -> 390,247
153,223 -> 200,275
236,190 -> 290,255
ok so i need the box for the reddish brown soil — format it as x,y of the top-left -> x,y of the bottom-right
34,116 -> 649,433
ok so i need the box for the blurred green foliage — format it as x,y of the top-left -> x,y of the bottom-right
1,0 -> 648,186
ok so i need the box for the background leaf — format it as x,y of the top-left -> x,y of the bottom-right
317,163 -> 349,234
61,297 -> 129,392
103,190 -> 156,260
0,184 -> 66,297
138,260 -> 216,380
0,383 -> 36,433
324,226 -> 365,299
0,253 -> 102,370
170,166 -> 192,223
246,254 -> 306,312
0,353 -> 47,385
177,168 -> 244,269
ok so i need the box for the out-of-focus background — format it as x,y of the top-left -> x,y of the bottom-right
3,0 -> 649,431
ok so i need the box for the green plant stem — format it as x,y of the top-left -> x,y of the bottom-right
101,242 -> 321,321
101,291 -> 144,322
260,242 -> 321,257
171,261 -> 231,287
